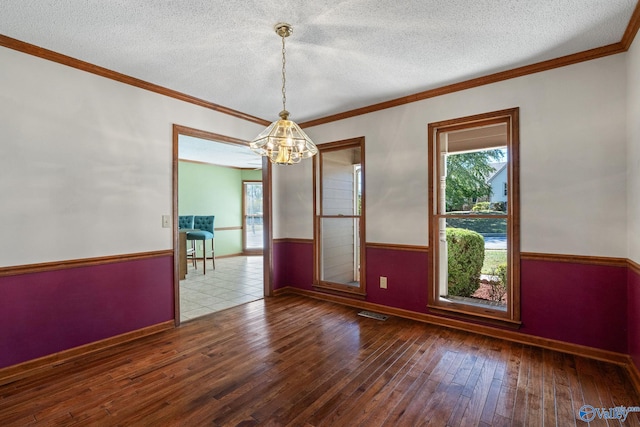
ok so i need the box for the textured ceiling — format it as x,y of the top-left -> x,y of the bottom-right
1,1 -> 638,168
178,135 -> 264,169
1,0 -> 637,126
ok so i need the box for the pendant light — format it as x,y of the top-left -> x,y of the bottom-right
250,23 -> 318,165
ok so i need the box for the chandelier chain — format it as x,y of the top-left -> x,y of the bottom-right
249,23 -> 318,165
281,35 -> 286,112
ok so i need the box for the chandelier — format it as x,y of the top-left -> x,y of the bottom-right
250,23 -> 318,165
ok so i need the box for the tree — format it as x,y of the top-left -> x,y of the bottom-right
445,149 -> 504,211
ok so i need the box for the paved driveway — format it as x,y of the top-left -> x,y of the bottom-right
484,235 -> 507,250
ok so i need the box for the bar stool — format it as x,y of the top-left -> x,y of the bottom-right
178,215 -> 196,267
186,216 -> 215,274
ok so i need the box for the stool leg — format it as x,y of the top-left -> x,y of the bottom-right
211,239 -> 215,270
202,241 -> 206,275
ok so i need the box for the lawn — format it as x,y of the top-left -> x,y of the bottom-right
481,249 -> 507,274
447,215 -> 506,234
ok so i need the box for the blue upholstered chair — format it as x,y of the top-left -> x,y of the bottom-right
178,215 -> 194,230
186,216 -> 215,274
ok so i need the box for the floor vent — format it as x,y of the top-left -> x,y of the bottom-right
357,310 -> 389,321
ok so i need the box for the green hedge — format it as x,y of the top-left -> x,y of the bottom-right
471,202 -> 491,211
446,227 -> 485,297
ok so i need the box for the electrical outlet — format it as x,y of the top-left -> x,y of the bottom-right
162,215 -> 171,228
380,276 -> 387,289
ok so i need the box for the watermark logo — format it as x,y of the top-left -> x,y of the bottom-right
578,405 -> 640,422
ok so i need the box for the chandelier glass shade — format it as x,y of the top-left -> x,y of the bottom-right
250,110 -> 317,164
250,23 -> 318,165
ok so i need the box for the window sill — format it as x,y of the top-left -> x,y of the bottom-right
313,283 -> 366,300
427,304 -> 522,330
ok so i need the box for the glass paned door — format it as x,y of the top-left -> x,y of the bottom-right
243,181 -> 263,252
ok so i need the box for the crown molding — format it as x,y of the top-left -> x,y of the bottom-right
3,0 -> 639,130
299,0 -> 640,128
299,42 -> 626,128
621,2 -> 640,50
0,34 -> 270,127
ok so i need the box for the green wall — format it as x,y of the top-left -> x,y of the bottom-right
178,161 -> 261,257
241,169 -> 262,181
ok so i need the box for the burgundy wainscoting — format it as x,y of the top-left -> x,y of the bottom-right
0,255 -> 174,369
365,247 -> 429,313
272,240 -> 314,291
273,240 -> 630,354
629,265 -> 640,369
520,259 -> 628,354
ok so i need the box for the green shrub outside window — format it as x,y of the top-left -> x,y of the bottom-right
446,227 -> 485,297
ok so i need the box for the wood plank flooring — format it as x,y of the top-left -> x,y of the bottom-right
0,295 -> 638,426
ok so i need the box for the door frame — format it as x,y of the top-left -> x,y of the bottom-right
242,180 -> 264,255
172,124 -> 273,326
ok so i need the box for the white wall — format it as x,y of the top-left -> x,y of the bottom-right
628,38 -> 640,264
0,46 -> 263,267
272,159 -> 314,240
275,54 -> 629,257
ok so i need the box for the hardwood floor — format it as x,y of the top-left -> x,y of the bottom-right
0,295 -> 638,426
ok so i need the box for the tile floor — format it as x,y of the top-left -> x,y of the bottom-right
179,255 -> 264,322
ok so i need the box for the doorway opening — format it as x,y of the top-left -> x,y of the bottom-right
172,125 -> 271,324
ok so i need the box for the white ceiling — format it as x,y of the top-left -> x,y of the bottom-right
178,135 -> 263,169
1,1 -> 637,168
1,0 -> 637,125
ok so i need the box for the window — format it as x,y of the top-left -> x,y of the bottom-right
428,108 -> 520,326
314,137 -> 365,296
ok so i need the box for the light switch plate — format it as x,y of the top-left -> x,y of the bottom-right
162,215 -> 171,228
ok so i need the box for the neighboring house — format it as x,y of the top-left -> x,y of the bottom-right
487,162 -> 508,204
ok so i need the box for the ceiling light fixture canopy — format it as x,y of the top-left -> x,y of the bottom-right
250,23 -> 318,165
